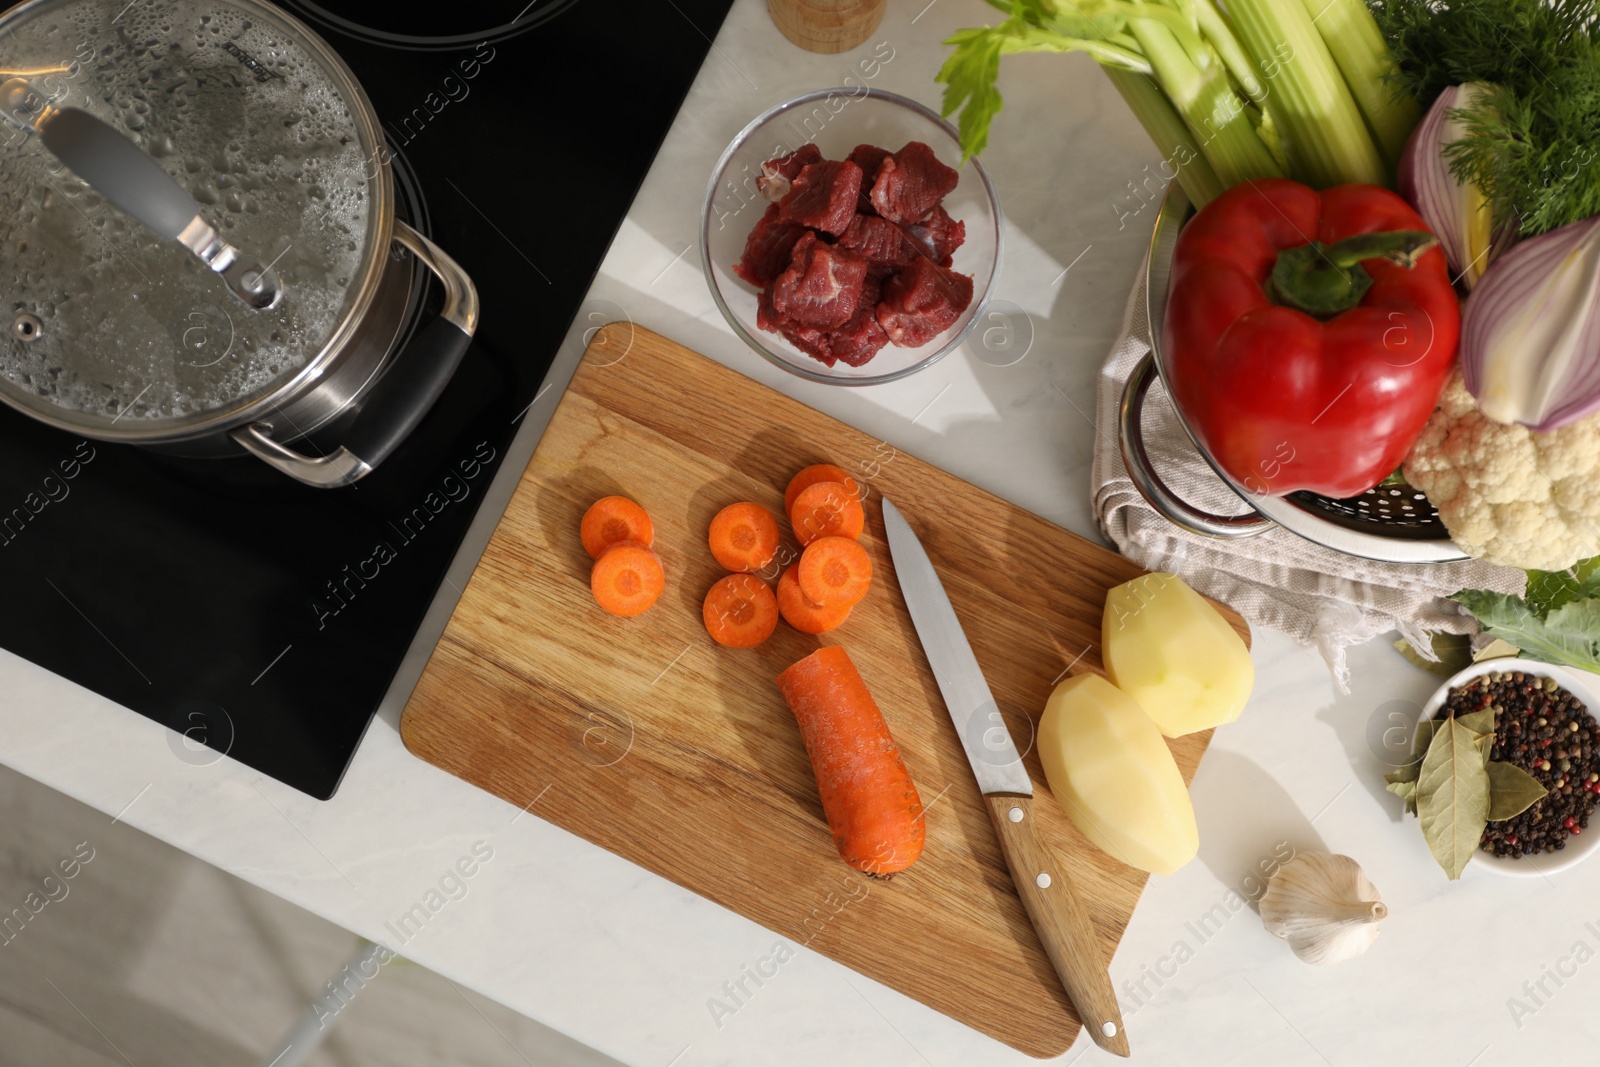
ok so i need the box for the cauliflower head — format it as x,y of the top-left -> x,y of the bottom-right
1404,373 -> 1600,571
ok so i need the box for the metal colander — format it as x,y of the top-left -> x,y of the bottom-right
1119,184 -> 1465,565
1294,483 -> 1443,535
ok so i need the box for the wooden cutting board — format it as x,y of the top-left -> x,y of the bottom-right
400,325 -> 1248,1058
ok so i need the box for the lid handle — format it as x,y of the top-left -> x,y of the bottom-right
0,79 -> 281,310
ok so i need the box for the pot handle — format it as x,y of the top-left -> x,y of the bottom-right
0,78 -> 281,309
1118,351 -> 1273,538
232,222 -> 479,488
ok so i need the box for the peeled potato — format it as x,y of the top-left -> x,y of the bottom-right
1102,573 -> 1253,738
1038,673 -> 1198,876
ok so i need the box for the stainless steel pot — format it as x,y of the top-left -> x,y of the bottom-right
1118,182 -> 1467,565
0,0 -> 478,487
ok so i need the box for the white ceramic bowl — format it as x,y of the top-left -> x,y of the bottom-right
1416,658 -> 1600,877
700,88 -> 1002,386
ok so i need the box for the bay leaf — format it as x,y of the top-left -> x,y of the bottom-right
1386,778 -> 1419,815
1487,761 -> 1548,821
1474,637 -> 1523,662
1415,717 -> 1492,880
1456,706 -> 1495,740
1384,719 -> 1438,785
1394,633 -> 1474,677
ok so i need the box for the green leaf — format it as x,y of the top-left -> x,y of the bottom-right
1487,760 -> 1548,821
1526,569 -> 1581,616
1394,632 -> 1474,678
1523,562 -> 1600,616
1387,778 -> 1419,816
938,24 -> 1009,160
1456,706 -> 1495,742
1384,718 -> 1437,785
1039,0 -> 1128,39
1415,717 -> 1492,880
1450,589 -> 1600,674
939,0 -> 1150,161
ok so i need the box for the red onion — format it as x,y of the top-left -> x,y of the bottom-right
1461,213 -> 1600,430
1398,85 -> 1505,289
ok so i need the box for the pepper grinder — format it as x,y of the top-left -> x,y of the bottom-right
768,0 -> 887,54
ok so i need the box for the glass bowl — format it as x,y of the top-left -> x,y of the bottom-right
700,88 -> 1003,386
1415,658 -> 1600,877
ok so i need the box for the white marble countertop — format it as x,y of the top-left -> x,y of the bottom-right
3,2 -> 1590,1064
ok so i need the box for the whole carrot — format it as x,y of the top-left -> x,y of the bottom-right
776,647 -> 925,877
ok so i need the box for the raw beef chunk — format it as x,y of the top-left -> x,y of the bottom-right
756,286 -> 782,333
767,143 -> 823,180
837,214 -> 913,274
735,140 -> 973,370
773,279 -> 889,368
778,159 -> 864,236
827,278 -> 890,366
848,144 -> 893,190
869,141 -> 960,225
770,232 -> 869,330
735,204 -> 808,286
907,204 -> 966,267
875,256 -> 973,347
757,143 -> 824,202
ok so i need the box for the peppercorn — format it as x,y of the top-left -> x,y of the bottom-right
1433,672 -> 1600,859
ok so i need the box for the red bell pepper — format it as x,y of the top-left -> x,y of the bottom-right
1163,178 -> 1460,499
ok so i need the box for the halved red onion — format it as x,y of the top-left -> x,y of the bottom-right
1398,84 -> 1505,289
1462,213 -> 1600,430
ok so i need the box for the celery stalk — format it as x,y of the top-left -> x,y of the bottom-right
1223,0 -> 1386,187
1190,0 -> 1265,105
1126,17 -> 1283,188
1298,0 -> 1421,175
1103,65 -> 1228,207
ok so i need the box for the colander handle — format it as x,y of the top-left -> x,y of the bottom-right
1118,352 -> 1273,539
0,78 -> 281,309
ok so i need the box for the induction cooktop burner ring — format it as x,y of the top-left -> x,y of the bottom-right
282,0 -> 582,50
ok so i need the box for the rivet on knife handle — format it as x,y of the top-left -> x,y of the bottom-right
984,794 -> 1129,1057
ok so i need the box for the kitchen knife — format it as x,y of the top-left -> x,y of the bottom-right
881,497 -> 1129,1057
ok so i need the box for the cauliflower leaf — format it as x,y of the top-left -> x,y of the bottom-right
1451,589 -> 1600,673
1526,563 -> 1600,615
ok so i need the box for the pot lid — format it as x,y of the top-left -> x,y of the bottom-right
0,0 -> 390,438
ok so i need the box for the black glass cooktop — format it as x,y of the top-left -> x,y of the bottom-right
0,0 -> 734,798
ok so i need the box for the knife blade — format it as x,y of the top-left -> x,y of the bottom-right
882,497 -> 1129,1057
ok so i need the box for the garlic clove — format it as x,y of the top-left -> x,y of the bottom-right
1259,852 -> 1386,966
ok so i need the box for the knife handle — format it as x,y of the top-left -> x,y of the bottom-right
984,794 -> 1130,1057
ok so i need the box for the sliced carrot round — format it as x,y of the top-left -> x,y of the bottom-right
703,573 -> 780,648
790,481 -> 866,546
708,502 -> 781,573
591,541 -> 665,617
798,536 -> 873,608
581,496 -> 654,559
778,564 -> 852,635
784,464 -> 861,517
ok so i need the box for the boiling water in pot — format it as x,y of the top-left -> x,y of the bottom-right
0,1 -> 373,423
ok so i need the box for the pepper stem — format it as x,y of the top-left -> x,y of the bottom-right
1270,230 -> 1438,317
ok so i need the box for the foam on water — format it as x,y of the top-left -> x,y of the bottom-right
0,0 -> 375,424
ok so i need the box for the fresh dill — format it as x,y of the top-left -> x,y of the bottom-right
1370,0 -> 1600,236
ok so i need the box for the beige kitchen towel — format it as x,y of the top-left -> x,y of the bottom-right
1091,257 -> 1524,687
